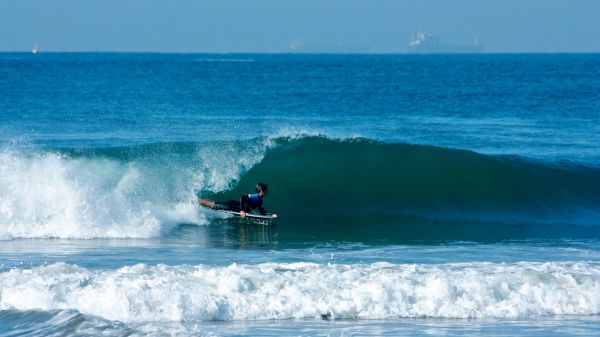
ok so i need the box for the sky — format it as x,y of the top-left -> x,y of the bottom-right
1,0 -> 599,53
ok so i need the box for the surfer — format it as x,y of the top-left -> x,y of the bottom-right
199,183 -> 269,217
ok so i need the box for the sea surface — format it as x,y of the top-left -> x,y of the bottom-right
1,53 -> 600,336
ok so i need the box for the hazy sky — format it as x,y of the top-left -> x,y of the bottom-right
1,0 -> 599,53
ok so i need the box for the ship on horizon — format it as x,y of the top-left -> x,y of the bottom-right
409,32 -> 482,54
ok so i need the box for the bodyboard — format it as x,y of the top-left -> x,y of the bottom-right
202,206 -> 277,225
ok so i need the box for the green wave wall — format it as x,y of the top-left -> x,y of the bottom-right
217,137 -> 600,241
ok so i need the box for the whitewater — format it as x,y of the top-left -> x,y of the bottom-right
1,53 -> 600,337
3,261 -> 600,322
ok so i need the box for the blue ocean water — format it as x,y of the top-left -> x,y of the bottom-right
1,53 -> 600,336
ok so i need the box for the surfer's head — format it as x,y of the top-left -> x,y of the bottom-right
256,183 -> 268,196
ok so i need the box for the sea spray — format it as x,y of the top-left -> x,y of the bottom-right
0,147 -> 203,239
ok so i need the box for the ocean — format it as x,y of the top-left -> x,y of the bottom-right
1,53 -> 599,336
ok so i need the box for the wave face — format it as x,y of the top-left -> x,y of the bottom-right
218,137 -> 600,241
1,136 -> 599,241
1,262 -> 599,322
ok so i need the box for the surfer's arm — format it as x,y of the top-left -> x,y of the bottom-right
240,195 -> 253,214
199,198 -> 215,208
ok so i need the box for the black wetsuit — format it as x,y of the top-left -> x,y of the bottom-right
213,193 -> 266,215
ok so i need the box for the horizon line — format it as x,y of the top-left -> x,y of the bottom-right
2,50 -> 600,55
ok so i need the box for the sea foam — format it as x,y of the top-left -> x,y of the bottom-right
1,262 -> 599,322
0,148 -> 206,240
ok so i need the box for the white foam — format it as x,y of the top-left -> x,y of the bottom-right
1,262 -> 599,322
0,149 -> 207,240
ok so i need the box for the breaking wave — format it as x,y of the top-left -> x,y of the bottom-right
1,136 -> 599,241
1,261 -> 599,322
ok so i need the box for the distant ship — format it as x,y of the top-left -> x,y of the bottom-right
409,32 -> 482,54
32,44 -> 38,54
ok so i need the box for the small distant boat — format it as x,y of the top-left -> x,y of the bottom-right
32,44 -> 38,54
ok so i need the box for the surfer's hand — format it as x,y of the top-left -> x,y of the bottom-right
240,211 -> 247,217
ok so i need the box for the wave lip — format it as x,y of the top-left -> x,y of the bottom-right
2,262 -> 599,322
